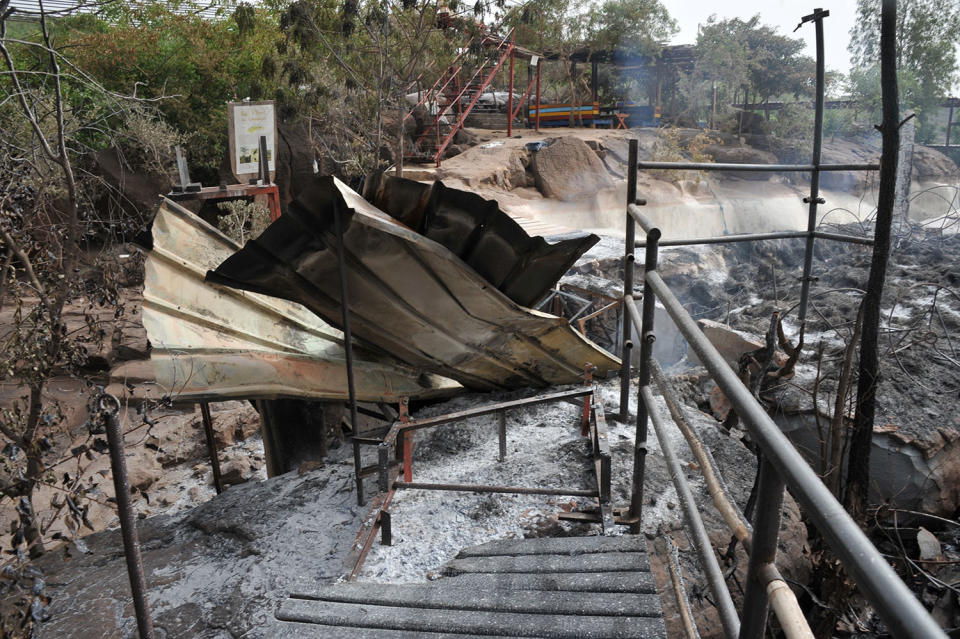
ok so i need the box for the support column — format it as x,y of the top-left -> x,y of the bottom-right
738,458 -> 785,639
618,140 -> 637,421
798,9 -> 829,327
591,59 -> 599,104
535,62 -> 542,132
507,35 -> 515,137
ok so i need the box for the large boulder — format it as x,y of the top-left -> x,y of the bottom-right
819,140 -> 879,191
702,144 -> 779,181
531,137 -> 614,201
912,145 -> 959,182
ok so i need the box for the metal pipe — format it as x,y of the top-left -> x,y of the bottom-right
637,230 -> 874,248
627,203 -> 656,234
628,227 -> 660,533
624,294 -> 642,333
813,230 -> 874,246
498,410 -> 507,462
758,564 -> 815,639
664,537 -> 702,639
651,360 -> 813,638
797,8 -> 828,327
636,161 -> 878,172
383,387 -> 593,443
738,458 -> 785,639
619,139 -> 638,421
333,199 -> 363,506
100,394 -> 154,639
639,231 -> 807,248
643,386 -> 741,639
507,33 -> 514,137
649,361 -> 751,546
645,270 -> 945,639
199,402 -> 223,495
534,61 -> 541,132
393,481 -> 597,498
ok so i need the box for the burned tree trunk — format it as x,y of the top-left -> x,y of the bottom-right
844,0 -> 899,521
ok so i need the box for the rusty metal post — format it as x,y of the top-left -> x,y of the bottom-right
333,199 -> 363,506
380,510 -> 392,546
507,33 -> 514,137
199,402 -> 223,495
739,457 -> 785,639
535,60 -> 541,132
628,222 -> 660,534
100,394 -> 154,639
619,139 -> 638,421
797,8 -> 829,327
398,398 -> 412,482
403,432 -> 414,482
498,410 -> 507,462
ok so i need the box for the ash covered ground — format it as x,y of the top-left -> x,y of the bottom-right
29,378 -> 778,638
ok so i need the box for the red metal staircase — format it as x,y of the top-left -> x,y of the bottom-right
403,31 -> 529,166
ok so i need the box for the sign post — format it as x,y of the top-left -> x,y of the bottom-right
227,100 -> 277,183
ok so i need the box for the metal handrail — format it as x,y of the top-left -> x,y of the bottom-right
619,131 -> 945,637
637,161 -> 880,172
647,268 -> 945,638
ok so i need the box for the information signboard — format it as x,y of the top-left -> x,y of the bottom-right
227,100 -> 277,182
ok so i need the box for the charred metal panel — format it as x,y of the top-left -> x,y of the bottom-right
109,198 -> 460,403
362,174 -> 598,307
208,177 -> 619,390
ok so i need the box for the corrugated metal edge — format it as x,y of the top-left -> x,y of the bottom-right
108,198 -> 461,403
207,177 -> 620,390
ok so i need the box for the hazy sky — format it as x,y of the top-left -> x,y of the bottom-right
664,1 -> 860,77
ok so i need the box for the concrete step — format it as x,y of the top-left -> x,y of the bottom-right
438,570 -> 659,594
278,621 -> 530,638
457,535 -> 649,558
276,598 -> 666,639
289,583 -> 663,617
444,551 -> 650,575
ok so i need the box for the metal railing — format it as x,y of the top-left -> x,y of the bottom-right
343,382 -> 616,579
621,137 -> 945,638
616,9 -> 945,638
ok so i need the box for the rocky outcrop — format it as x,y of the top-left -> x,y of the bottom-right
912,145 -> 960,182
703,144 -> 779,181
484,148 -> 531,190
531,137 -> 614,201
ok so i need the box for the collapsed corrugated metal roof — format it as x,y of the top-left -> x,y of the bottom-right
109,198 -> 461,403
361,174 -> 599,308
207,176 -> 619,390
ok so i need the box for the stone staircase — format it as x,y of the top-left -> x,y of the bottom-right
276,535 -> 666,638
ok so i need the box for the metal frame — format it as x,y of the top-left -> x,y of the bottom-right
622,143 -> 945,637
616,8 -> 945,638
344,384 -> 615,578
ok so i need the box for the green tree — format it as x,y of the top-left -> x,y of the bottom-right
57,1 -> 279,182
849,0 -> 960,142
583,0 -> 676,57
680,15 -> 814,129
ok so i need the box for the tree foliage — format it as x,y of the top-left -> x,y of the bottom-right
849,0 -> 960,141
57,2 -> 278,182
679,14 -> 814,129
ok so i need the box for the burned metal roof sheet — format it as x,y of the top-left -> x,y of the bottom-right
362,173 -> 598,308
206,176 -> 619,390
109,198 -> 461,403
